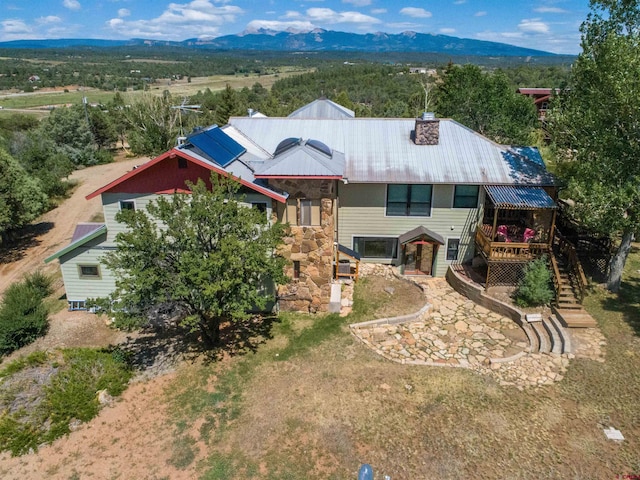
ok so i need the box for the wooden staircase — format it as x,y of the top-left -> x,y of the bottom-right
550,233 -> 596,328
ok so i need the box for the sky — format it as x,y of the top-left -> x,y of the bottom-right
0,0 -> 591,54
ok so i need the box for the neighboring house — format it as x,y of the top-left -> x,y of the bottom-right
516,87 -> 560,122
46,98 -> 559,314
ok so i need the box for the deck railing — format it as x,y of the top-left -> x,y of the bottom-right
476,225 -> 550,262
553,230 -> 588,303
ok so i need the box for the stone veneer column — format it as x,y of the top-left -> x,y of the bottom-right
277,195 -> 335,313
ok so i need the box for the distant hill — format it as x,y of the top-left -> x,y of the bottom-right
0,29 -> 555,57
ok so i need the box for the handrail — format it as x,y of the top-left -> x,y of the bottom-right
476,226 -> 550,262
549,252 -> 562,306
554,230 -> 588,303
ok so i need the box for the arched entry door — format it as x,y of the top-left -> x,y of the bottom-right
398,226 -> 445,276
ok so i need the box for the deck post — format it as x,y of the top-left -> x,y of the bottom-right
491,206 -> 499,239
549,209 -> 558,246
485,263 -> 491,289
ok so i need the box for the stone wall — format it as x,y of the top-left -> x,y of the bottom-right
278,197 -> 335,313
414,118 -> 440,145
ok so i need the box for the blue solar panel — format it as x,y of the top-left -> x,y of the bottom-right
186,127 -> 246,168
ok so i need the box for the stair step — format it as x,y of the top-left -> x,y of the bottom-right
542,317 -> 563,355
521,322 -> 539,353
531,321 -> 551,353
553,307 -> 597,328
549,314 -> 572,354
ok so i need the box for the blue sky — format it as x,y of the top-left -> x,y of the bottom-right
1,0 -> 590,54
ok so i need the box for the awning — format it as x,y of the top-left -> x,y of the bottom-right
398,226 -> 445,246
484,185 -> 556,210
44,223 -> 107,263
338,243 -> 361,260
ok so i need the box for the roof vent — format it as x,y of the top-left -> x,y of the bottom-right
414,113 -> 439,145
248,108 -> 254,117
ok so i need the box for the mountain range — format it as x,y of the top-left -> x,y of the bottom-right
0,29 -> 555,57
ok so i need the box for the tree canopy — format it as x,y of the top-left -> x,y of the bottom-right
434,64 -> 538,145
97,175 -> 287,346
549,0 -> 640,291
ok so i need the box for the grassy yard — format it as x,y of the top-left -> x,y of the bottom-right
0,69 -> 311,110
160,264 -> 640,480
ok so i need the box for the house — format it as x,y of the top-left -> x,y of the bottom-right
516,88 -> 560,122
46,98 -> 562,315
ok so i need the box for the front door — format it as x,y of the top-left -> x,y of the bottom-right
404,243 -> 434,275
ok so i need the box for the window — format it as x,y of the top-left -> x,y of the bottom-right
446,238 -> 460,261
293,261 -> 300,279
68,300 -> 87,311
251,202 -> 267,214
299,199 -> 312,226
453,185 -> 479,208
353,237 -> 398,259
178,157 -> 188,169
79,265 -> 100,278
386,184 -> 432,216
119,200 -> 135,211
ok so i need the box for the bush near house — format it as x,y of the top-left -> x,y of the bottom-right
514,256 -> 554,307
0,272 -> 52,356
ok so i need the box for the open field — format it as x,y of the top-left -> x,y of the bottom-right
0,69 -> 311,110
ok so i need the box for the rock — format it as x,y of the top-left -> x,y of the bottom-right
384,286 -> 395,295
454,320 -> 468,332
97,389 -> 113,406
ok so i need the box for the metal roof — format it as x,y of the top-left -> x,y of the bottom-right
287,98 -> 355,119
398,225 -> 445,245
228,117 -> 556,185
338,243 -> 361,260
484,185 -> 557,210
254,140 -> 345,178
45,223 -> 107,263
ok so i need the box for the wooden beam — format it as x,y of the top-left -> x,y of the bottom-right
491,205 -> 499,240
549,209 -> 558,245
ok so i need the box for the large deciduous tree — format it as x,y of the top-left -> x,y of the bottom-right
549,0 -> 640,291
98,175 -> 287,346
434,64 -> 538,145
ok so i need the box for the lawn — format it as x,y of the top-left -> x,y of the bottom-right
162,259 -> 640,480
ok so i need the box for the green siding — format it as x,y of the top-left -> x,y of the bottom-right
58,233 -> 117,301
337,183 -> 483,276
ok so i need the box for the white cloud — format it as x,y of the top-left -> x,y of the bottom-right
245,20 -> 315,32
105,0 -> 243,40
63,0 -> 81,11
439,27 -> 455,34
400,7 -> 432,18
534,7 -> 568,14
518,18 -> 550,34
284,11 -> 301,18
2,19 -> 32,34
343,0 -> 371,5
453,0 -> 466,4
118,8 -> 130,18
37,16 -> 62,25
371,8 -> 387,14
307,8 -> 381,24
386,22 -> 421,29
474,11 -> 487,17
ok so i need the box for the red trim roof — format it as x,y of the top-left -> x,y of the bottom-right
86,148 -> 287,203
254,175 -> 343,180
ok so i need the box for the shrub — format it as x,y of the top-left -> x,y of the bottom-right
0,273 -> 51,356
514,256 -> 554,307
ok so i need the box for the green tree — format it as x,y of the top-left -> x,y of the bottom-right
549,0 -> 640,291
98,175 -> 287,346
434,64 -> 538,144
215,84 -> 240,125
0,149 -> 48,241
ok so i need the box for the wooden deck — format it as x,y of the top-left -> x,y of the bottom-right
475,226 -> 550,262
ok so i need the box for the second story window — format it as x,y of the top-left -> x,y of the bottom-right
386,184 -> 432,216
119,200 -> 135,211
453,185 -> 479,208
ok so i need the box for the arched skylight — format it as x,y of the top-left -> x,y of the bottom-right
274,137 -> 301,156
306,139 -> 332,158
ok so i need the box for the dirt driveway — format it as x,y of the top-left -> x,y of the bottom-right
0,155 -> 145,296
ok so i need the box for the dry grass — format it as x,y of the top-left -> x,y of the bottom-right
164,263 -> 640,480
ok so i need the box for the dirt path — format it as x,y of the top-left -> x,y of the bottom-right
0,155 -> 146,296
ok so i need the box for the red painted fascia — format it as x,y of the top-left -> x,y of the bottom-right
254,175 -> 343,180
86,148 -> 287,203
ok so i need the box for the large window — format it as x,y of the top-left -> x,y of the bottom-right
386,184 -> 432,216
453,185 -> 479,208
299,199 -> 312,226
353,237 -> 398,259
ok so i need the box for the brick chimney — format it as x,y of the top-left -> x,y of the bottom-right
414,112 -> 439,145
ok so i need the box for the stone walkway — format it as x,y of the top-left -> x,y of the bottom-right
351,277 -> 606,389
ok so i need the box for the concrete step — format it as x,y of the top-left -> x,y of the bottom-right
521,322 -> 539,353
542,317 -> 563,355
328,283 -> 342,313
531,321 -> 551,353
549,314 -> 572,354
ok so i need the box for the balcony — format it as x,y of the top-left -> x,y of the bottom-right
475,224 -> 550,262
